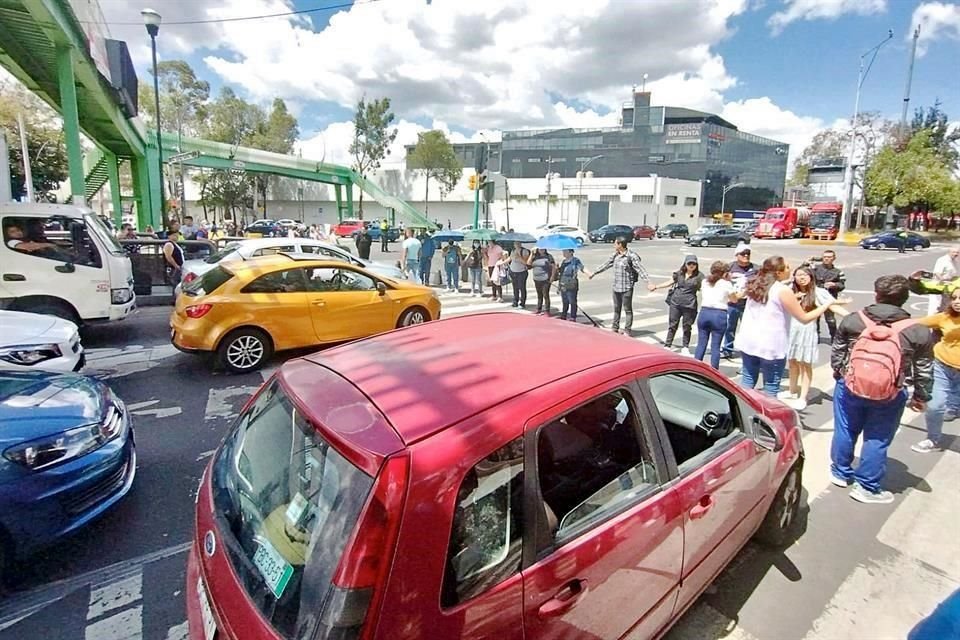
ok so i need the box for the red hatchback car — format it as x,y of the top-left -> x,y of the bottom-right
187,314 -> 803,640
633,225 -> 656,240
331,219 -> 366,237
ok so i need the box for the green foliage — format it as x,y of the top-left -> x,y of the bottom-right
408,130 -> 462,214
349,97 -> 397,218
911,100 -> 960,170
139,60 -> 210,138
866,130 -> 959,213
0,81 -> 68,200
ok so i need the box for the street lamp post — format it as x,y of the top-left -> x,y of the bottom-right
839,30 -> 893,236
142,8 -> 167,230
577,155 -> 603,228
720,182 -> 744,216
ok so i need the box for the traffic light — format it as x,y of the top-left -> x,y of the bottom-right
468,174 -> 478,190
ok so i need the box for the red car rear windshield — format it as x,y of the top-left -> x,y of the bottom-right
211,380 -> 373,639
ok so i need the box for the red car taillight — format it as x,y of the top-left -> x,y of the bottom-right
322,454 -> 409,639
185,303 -> 213,318
183,272 -> 198,284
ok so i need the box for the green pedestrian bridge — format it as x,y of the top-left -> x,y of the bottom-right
0,0 -> 430,228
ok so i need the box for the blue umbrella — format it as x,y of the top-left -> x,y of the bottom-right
431,230 -> 465,242
497,231 -> 537,243
536,234 -> 579,250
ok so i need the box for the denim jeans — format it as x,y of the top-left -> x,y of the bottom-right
419,257 -> 433,285
925,360 -> 960,444
831,380 -> 907,493
723,303 -> 744,354
510,270 -> 528,306
560,287 -> 579,320
469,268 -> 483,293
612,288 -> 634,332
406,259 -> 419,281
739,353 -> 785,396
695,307 -> 727,369
445,264 -> 460,290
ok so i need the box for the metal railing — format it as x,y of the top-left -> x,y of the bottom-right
120,238 -> 217,291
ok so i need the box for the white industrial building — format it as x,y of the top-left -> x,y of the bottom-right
168,168 -> 704,232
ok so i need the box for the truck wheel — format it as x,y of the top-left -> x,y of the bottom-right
17,300 -> 80,325
755,463 -> 802,547
216,328 -> 273,374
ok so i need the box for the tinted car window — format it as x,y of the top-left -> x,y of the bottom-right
241,269 -> 307,294
185,266 -> 234,296
253,245 -> 296,257
537,390 -> 660,541
303,267 -> 376,292
648,372 -> 743,472
442,438 -> 524,607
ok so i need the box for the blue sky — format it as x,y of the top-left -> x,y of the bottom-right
100,0 -> 959,168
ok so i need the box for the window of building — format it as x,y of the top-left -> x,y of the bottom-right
632,195 -> 654,203
665,195 -> 678,205
684,197 -> 697,207
528,158 -> 542,163
442,438 -> 523,607
599,195 -> 620,203
536,390 -> 660,542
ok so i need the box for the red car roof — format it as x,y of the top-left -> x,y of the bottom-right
299,314 -> 662,444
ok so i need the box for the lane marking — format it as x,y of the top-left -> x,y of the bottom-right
87,573 -> 142,621
84,605 -> 142,640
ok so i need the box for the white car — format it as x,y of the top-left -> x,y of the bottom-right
177,237 -> 405,294
0,310 -> 85,372
533,224 -> 589,245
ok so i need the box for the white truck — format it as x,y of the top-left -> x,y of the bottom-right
0,203 -> 136,324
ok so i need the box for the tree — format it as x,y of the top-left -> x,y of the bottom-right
0,81 -> 68,200
247,98 -> 298,216
408,130 -> 462,214
349,97 -> 397,218
911,101 -> 960,170
788,112 -> 896,187
139,60 -> 210,140
866,130 -> 957,212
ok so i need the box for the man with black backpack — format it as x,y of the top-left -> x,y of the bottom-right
589,237 -> 648,335
829,274 -> 933,504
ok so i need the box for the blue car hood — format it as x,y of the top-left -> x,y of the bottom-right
0,372 -> 108,443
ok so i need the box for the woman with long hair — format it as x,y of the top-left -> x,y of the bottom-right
527,246 -> 557,315
649,254 -> 703,356
695,261 -> 738,369
781,265 -> 849,410
736,256 -> 848,395
912,287 -> 960,452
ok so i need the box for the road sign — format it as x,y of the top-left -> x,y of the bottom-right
168,150 -> 200,163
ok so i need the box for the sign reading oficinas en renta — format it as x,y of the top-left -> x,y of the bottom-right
665,123 -> 702,144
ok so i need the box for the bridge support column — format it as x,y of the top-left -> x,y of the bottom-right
335,183 -> 343,222
345,180 -> 354,219
106,152 -> 123,226
130,155 -> 157,230
55,46 -> 84,201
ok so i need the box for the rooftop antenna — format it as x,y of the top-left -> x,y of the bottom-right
642,73 -> 648,92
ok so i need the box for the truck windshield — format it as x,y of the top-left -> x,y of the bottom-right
211,380 -> 373,640
809,215 -> 836,227
766,213 -> 785,220
84,213 -> 125,255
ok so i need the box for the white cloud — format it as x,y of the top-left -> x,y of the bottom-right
721,97 -> 827,166
910,2 -> 960,55
768,0 -> 886,34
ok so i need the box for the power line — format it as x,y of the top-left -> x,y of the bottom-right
86,0 -> 384,27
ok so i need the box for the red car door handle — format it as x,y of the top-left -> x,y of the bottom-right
538,579 -> 588,619
690,495 -> 714,520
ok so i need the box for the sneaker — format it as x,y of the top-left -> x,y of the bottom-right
831,475 -> 851,488
849,484 -> 894,504
777,390 -> 796,400
944,410 -> 957,423
911,439 -> 942,453
721,351 -> 736,361
680,347 -> 692,357
785,398 -> 807,411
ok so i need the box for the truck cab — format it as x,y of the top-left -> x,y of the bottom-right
754,207 -> 810,239
0,203 -> 136,324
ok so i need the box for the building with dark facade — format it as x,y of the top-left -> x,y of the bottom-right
407,92 -> 789,216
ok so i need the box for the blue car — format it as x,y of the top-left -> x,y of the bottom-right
0,371 -> 135,571
860,231 -> 931,251
353,226 -> 401,242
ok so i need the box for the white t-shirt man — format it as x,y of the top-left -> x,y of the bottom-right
401,236 -> 422,280
928,249 -> 960,314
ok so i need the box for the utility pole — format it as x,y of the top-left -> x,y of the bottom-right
839,30 -> 893,236
900,25 -> 920,136
504,178 -> 512,230
0,131 -> 11,202
545,156 -> 555,225
16,113 -> 34,202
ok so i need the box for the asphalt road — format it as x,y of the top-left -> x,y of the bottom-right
0,237 -> 954,640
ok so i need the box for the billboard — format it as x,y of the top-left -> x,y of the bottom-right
67,0 -> 113,83
665,123 -> 701,145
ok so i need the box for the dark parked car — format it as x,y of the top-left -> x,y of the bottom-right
0,371 -> 135,572
353,225 -> 401,242
656,223 -> 689,238
633,225 -> 656,240
589,224 -> 635,243
244,220 -> 283,237
686,227 -> 751,248
860,231 -> 930,251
